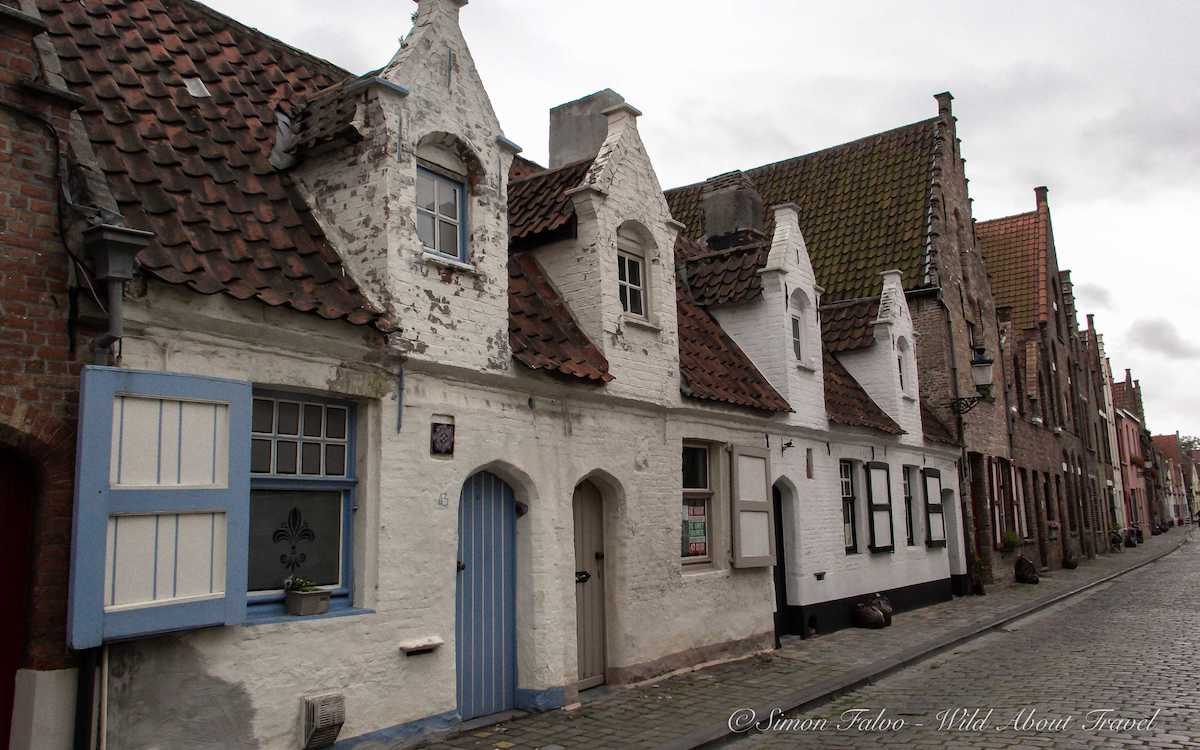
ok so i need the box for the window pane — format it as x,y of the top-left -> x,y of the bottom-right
325,444 -> 347,477
682,446 -> 708,489
326,408 -> 347,440
252,399 -> 274,433
628,288 -> 643,316
248,490 -> 343,591
681,497 -> 708,559
617,255 -> 627,282
618,285 -> 628,312
417,170 -> 435,212
438,220 -> 459,257
276,440 -> 297,474
303,404 -> 323,438
277,402 -> 299,435
626,258 -> 641,287
251,439 -> 272,474
438,181 -> 459,219
417,211 -> 436,249
301,442 -> 322,475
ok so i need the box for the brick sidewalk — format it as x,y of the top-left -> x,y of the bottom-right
392,530 -> 1191,750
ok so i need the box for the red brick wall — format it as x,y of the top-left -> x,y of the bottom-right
0,10 -> 89,670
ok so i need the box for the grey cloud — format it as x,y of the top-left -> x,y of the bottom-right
1076,282 -> 1115,311
1127,318 -> 1200,360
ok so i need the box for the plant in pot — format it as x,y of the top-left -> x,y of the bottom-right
1001,530 -> 1021,557
284,576 -> 330,616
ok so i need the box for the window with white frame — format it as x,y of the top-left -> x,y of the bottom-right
897,336 -> 916,397
903,466 -> 918,545
840,460 -> 858,553
250,394 -> 356,613
790,289 -> 811,366
417,165 -> 467,261
682,444 -> 712,563
618,251 -> 645,317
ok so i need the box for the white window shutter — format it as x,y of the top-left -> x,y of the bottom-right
69,366 -> 252,648
730,446 -> 774,567
866,462 -> 895,552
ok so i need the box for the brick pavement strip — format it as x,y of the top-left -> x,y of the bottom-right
409,531 -> 1191,750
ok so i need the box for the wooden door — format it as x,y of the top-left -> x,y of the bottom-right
1,450 -> 35,749
456,471 -> 517,720
573,481 -> 606,690
771,485 -> 789,643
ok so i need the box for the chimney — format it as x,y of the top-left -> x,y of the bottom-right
935,91 -> 953,118
548,89 -> 626,168
1035,185 -> 1049,208
1125,368 -> 1132,385
701,170 -> 764,250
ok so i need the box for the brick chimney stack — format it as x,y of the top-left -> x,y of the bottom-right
1035,185 -> 1049,207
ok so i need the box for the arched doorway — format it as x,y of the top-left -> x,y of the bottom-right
572,480 -> 606,690
771,481 -> 795,643
1,448 -> 36,746
456,471 -> 517,721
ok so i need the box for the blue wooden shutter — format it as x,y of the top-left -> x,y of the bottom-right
69,366 -> 251,649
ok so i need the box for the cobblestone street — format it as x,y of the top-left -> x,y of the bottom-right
402,531 -> 1192,750
731,537 -> 1200,749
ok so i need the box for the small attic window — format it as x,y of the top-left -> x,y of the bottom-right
183,77 -> 211,98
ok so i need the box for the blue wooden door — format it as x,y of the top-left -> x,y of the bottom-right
456,471 -> 517,720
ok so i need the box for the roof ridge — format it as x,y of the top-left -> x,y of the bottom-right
508,157 -> 593,186
168,0 -> 352,81
665,115 -> 940,194
977,209 -> 1038,228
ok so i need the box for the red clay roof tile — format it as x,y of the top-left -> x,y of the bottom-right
40,0 -> 390,331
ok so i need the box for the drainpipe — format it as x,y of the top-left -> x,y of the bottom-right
83,224 -> 153,365
937,293 -> 979,592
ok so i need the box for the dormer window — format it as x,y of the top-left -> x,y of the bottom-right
897,336 -> 916,398
417,165 -> 466,260
617,223 -> 653,320
617,252 -> 644,316
789,289 -> 812,368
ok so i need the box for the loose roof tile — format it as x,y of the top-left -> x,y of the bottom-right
508,252 -> 611,383
666,118 -> 939,303
39,0 -> 390,330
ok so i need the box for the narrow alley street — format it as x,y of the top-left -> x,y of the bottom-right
729,538 -> 1200,749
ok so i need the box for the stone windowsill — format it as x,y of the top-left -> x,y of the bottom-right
621,313 -> 660,332
423,251 -> 477,274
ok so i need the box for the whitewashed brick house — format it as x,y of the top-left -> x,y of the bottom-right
19,0 -> 964,746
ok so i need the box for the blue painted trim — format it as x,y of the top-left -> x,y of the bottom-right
244,607 -> 375,627
515,686 -> 566,712
69,366 -> 251,649
494,133 -> 523,154
343,76 -> 410,99
333,709 -> 459,750
247,391 -> 357,618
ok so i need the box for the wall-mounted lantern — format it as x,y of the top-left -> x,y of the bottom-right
949,346 -> 995,414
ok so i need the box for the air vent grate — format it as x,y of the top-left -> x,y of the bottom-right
302,692 -> 345,749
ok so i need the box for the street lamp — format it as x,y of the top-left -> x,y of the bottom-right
949,345 -> 994,414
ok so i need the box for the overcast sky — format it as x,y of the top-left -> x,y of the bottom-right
204,0 -> 1200,438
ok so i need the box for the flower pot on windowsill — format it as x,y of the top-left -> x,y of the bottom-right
285,588 -> 331,617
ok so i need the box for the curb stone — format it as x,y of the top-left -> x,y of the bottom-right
677,532 -> 1191,750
